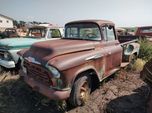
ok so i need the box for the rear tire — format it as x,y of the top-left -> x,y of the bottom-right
69,73 -> 91,107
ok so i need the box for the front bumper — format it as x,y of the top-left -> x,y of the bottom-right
20,70 -> 71,100
0,59 -> 15,68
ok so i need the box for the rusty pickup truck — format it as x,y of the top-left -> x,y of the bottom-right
18,20 -> 140,107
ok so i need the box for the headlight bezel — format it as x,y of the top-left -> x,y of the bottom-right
45,64 -> 60,78
45,64 -> 64,89
3,51 -> 12,60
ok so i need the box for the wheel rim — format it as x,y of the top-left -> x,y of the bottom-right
79,81 -> 90,104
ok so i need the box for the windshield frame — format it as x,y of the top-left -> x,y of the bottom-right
64,22 -> 102,41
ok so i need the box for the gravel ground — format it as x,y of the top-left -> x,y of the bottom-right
0,70 -> 150,113
68,70 -> 150,113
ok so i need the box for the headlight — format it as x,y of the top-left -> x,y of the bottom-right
45,64 -> 60,78
4,52 -> 8,58
4,52 -> 11,60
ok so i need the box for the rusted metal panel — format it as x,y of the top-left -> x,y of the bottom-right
22,71 -> 70,100
23,39 -> 97,65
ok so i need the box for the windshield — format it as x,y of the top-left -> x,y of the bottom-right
65,23 -> 101,40
26,27 -> 47,38
140,27 -> 152,33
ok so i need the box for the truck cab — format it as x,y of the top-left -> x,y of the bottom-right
18,20 -> 140,107
0,24 -> 62,72
0,28 -> 18,39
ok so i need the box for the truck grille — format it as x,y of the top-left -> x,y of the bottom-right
24,60 -> 51,86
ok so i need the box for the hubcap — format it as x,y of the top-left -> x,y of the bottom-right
80,81 -> 89,104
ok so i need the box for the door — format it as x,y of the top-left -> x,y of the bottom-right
101,25 -> 122,75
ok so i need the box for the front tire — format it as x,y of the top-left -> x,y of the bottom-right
69,73 -> 91,107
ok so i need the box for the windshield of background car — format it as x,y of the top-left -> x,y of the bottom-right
27,27 -> 47,38
65,23 -> 101,40
140,27 -> 152,33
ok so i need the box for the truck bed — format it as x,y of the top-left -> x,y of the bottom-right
118,35 -> 139,44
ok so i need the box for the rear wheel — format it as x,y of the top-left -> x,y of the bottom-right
69,74 -> 91,107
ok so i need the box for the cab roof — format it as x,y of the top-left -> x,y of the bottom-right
65,19 -> 115,26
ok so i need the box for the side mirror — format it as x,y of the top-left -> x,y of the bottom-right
108,25 -> 113,30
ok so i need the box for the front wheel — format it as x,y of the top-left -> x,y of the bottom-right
69,74 -> 91,107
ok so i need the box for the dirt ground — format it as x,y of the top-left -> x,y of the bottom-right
0,70 -> 150,113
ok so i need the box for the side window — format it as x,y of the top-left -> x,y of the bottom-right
48,29 -> 61,38
102,26 -> 115,41
106,26 -> 115,41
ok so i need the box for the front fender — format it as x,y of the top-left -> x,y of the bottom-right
47,51 -> 105,87
124,43 -> 140,56
61,62 -> 100,88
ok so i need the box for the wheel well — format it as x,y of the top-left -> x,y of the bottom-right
74,69 -> 100,92
134,52 -> 138,57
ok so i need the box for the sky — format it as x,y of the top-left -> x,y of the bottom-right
0,0 -> 152,27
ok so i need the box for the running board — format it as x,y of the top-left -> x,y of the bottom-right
100,68 -> 120,82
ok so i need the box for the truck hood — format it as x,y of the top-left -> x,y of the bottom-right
0,37 -> 44,49
24,39 -> 96,64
